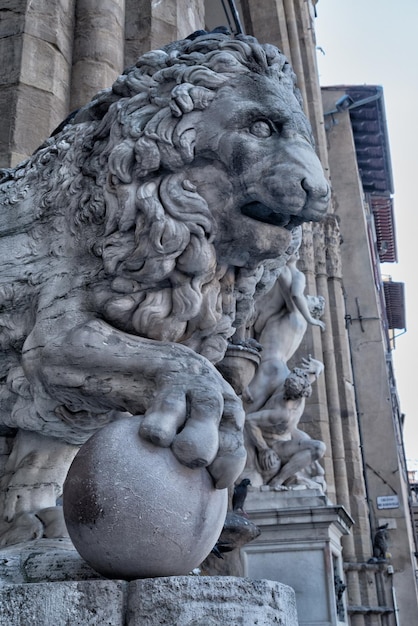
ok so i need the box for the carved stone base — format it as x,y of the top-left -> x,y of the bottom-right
0,538 -> 101,585
241,488 -> 353,626
0,572 -> 299,625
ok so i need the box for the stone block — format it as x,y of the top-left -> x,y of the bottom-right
0,575 -> 299,625
25,0 -> 75,63
0,1 -> 26,38
0,60 -> 70,163
0,35 -> 23,85
12,83 -> 68,155
0,538 -> 104,585
0,85 -> 17,166
151,0 -> 176,26
70,59 -> 120,110
127,576 -> 298,625
0,580 -> 126,625
73,0 -> 124,66
149,17 -> 177,51
20,34 -> 71,103
124,0 -> 204,61
242,490 -> 352,625
73,26 -> 123,66
176,0 -> 205,40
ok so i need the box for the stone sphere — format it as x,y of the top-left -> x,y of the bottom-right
63,416 -> 227,579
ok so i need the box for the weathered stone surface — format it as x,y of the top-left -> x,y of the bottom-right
124,0 -> 205,66
70,0 -> 125,109
176,0 -> 205,40
0,0 -> 74,165
0,35 -> 23,85
127,576 -> 298,625
0,576 -> 298,625
63,416 -> 228,579
0,580 -> 126,625
242,489 -> 352,626
0,538 -> 102,585
0,83 -> 68,167
0,2 -> 26,39
0,32 -> 329,554
24,0 -> 75,64
20,34 -> 70,103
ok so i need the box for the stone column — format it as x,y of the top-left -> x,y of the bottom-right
70,0 -> 125,111
312,216 -> 371,554
324,216 -> 372,559
0,0 -> 76,166
311,220 -> 340,504
321,216 -> 369,625
124,0 -> 205,67
296,223 -> 333,488
241,0 -> 291,58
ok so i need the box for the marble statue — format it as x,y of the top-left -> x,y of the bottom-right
244,356 -> 326,489
0,31 -> 330,548
241,230 -> 327,489
244,227 -> 325,411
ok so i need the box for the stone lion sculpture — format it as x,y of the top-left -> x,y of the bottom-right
0,31 -> 329,545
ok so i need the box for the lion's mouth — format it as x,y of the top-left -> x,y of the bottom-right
240,202 -> 305,230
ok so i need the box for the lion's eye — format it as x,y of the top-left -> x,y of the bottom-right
250,120 -> 272,138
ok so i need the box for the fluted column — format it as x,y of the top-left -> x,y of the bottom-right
324,217 -> 373,560
324,216 -> 368,625
241,0 -> 291,58
124,0 -> 205,67
70,0 -> 125,111
310,221 -> 337,504
294,224 -> 333,498
317,219 -> 360,531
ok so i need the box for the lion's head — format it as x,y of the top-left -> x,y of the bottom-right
80,32 -> 330,264
1,32 -> 329,366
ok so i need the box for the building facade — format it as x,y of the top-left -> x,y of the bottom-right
0,1 -> 417,624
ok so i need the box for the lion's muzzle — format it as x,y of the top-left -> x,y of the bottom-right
242,138 -> 330,229
300,175 -> 331,222
241,175 -> 330,229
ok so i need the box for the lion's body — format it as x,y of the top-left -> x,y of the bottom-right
0,33 -> 329,542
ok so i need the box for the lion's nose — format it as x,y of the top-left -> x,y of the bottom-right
301,177 -> 330,201
300,176 -> 331,220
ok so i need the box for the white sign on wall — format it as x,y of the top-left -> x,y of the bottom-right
376,495 -> 399,510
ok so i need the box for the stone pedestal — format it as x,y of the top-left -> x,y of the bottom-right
241,489 -> 353,626
127,576 -> 298,625
0,540 -> 299,625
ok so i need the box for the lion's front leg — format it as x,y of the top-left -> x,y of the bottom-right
23,319 -> 247,489
0,430 -> 78,546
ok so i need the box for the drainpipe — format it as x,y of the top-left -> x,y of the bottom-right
387,566 -> 400,626
343,290 -> 375,541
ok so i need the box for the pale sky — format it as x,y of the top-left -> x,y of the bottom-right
314,0 -> 418,467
